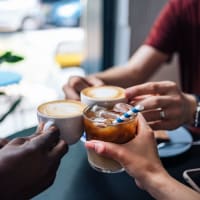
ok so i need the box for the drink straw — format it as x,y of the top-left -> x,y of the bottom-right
113,105 -> 144,124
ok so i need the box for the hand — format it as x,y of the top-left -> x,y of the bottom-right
85,114 -> 165,189
62,75 -> 104,100
85,113 -> 200,200
0,138 -> 9,148
0,126 -> 68,199
125,81 -> 196,130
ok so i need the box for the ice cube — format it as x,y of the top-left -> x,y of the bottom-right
113,103 -> 132,113
93,117 -> 107,128
98,110 -> 120,119
93,117 -> 107,123
91,104 -> 106,112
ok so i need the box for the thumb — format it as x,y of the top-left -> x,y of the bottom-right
85,140 -> 123,162
87,76 -> 105,86
137,113 -> 153,136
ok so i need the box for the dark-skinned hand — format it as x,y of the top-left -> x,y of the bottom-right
0,125 -> 68,200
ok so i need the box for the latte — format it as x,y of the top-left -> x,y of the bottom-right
37,99 -> 86,145
81,86 -> 127,106
38,100 -> 86,118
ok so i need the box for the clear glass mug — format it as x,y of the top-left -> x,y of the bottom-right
83,104 -> 138,173
55,41 -> 84,68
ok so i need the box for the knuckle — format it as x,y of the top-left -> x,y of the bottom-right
25,142 -> 39,154
116,148 -> 126,160
12,137 -> 26,144
151,97 -> 161,107
149,82 -> 159,94
68,76 -> 81,87
166,81 -> 178,91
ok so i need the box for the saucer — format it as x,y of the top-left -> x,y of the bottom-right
158,127 -> 193,158
0,71 -> 22,86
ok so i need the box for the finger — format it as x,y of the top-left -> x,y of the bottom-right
8,137 -> 28,145
136,114 -> 158,149
85,140 -> 124,162
31,126 -> 60,150
35,122 -> 45,134
128,95 -> 153,105
137,113 -> 153,134
0,138 -> 9,148
87,76 -> 105,86
48,140 -> 68,160
69,76 -> 93,93
134,95 -> 178,113
142,109 -> 167,122
28,123 -> 45,139
126,81 -> 177,101
63,85 -> 80,100
148,120 -> 180,130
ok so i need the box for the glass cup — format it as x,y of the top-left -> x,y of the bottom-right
55,41 -> 84,68
83,103 -> 138,173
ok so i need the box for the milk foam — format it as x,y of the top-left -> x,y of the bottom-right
39,101 -> 85,118
84,86 -> 125,99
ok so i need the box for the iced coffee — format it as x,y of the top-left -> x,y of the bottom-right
83,103 -> 138,173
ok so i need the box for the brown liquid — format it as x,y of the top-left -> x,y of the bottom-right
84,107 -> 137,144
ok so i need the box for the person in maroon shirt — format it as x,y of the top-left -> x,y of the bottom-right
145,0 -> 200,94
62,0 -> 200,132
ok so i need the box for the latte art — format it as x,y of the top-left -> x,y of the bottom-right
38,100 -> 86,118
82,86 -> 125,100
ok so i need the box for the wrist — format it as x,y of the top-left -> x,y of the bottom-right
141,170 -> 177,199
140,168 -> 200,200
135,164 -> 167,189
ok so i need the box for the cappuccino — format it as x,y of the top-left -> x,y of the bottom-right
81,86 -> 127,106
38,100 -> 85,118
37,100 -> 86,145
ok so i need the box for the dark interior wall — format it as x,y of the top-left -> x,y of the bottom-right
129,0 -> 167,53
128,0 -> 181,86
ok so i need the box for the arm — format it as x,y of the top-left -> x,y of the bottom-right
63,45 -> 168,99
144,172 -> 200,200
94,45 -> 168,87
85,114 -> 200,200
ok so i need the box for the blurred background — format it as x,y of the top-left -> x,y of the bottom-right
0,0 -> 180,138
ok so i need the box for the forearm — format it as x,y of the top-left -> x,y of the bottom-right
92,64 -> 141,88
142,171 -> 200,200
90,45 -> 169,88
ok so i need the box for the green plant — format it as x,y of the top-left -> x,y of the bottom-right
0,51 -> 24,64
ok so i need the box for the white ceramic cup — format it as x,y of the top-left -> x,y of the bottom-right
37,99 -> 86,145
80,85 -> 127,106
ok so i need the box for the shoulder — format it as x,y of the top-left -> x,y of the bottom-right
168,0 -> 198,13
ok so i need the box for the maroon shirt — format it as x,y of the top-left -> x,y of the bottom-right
145,0 -> 200,94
